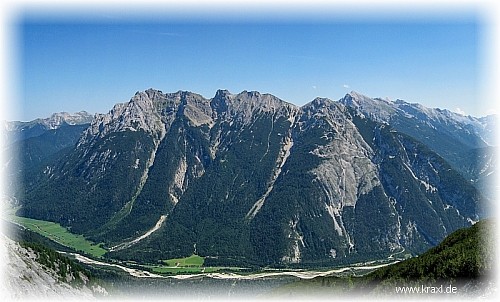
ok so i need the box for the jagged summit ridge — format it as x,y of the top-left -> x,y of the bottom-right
80,88 -> 300,144
75,87 -> 493,141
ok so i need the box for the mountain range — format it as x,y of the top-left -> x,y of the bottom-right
4,89 -> 495,267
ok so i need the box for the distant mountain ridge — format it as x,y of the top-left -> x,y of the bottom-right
340,91 -> 494,147
2,111 -> 94,146
11,89 -> 493,267
1,111 -> 94,204
339,92 -> 497,201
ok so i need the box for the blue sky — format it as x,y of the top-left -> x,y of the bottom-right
17,11 -> 489,121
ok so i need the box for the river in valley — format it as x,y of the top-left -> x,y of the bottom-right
63,251 -> 399,299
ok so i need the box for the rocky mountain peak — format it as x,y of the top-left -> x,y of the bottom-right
340,91 -> 370,106
214,89 -> 233,99
307,97 -> 335,107
239,90 -> 262,100
210,90 -> 231,116
33,111 -> 94,130
177,91 -> 213,127
339,91 -> 395,123
210,89 -> 298,124
78,90 -> 164,146
301,97 -> 341,116
144,88 -> 164,100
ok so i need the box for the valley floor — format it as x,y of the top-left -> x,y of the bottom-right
3,205 -> 495,300
63,250 -> 399,280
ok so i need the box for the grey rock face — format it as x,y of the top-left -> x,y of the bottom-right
2,235 -> 106,299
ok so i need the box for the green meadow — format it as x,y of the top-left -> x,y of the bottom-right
6,210 -> 245,275
10,215 -> 107,258
135,254 -> 242,275
163,254 -> 205,267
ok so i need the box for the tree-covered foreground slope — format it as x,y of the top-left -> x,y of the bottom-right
2,225 -> 108,300
273,220 -> 494,297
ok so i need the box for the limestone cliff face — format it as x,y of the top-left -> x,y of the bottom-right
79,90 -> 165,146
2,235 -> 106,300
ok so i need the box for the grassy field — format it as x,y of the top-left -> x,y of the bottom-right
163,254 -> 205,267
140,254 -> 243,275
9,215 -> 107,258
5,209 -> 246,276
